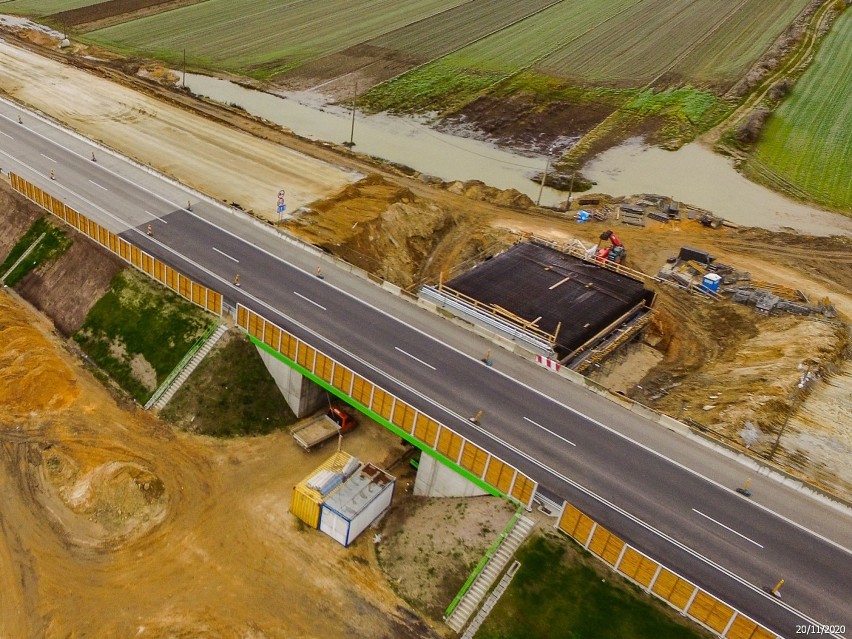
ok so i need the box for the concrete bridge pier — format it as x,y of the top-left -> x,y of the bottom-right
255,346 -> 326,418
414,454 -> 488,498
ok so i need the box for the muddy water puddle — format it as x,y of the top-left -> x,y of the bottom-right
180,72 -> 566,206
182,74 -> 852,236
584,139 -> 852,236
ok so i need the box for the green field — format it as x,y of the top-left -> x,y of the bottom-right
478,535 -> 707,639
83,0 -> 468,76
77,0 -> 807,89
1,0 -> 99,16
363,0 -> 808,113
749,9 -> 852,211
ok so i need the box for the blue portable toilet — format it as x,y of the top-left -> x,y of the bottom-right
701,273 -> 721,294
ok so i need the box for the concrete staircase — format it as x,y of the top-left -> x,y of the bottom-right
446,515 -> 535,634
461,561 -> 521,639
147,324 -> 228,410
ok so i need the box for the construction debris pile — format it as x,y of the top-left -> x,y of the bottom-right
657,246 -> 837,318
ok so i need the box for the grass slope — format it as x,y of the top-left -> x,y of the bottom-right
161,332 -> 297,437
750,9 -> 852,211
74,269 -> 212,403
0,217 -> 72,286
479,534 -> 708,639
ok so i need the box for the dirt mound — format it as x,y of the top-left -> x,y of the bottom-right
38,451 -> 168,546
0,294 -> 78,415
288,174 -> 511,286
446,179 -> 535,209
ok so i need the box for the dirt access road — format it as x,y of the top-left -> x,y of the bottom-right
0,290 -> 435,638
0,39 -> 359,218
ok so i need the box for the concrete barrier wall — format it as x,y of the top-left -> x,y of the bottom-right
236,303 -> 537,508
557,503 -> 779,639
9,173 -> 223,316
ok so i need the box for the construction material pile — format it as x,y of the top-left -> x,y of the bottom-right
657,246 -> 837,317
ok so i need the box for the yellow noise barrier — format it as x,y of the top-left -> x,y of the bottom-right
558,503 -> 779,639
237,303 -> 537,507
10,173 -> 222,316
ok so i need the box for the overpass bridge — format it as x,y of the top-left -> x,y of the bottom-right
2,97 -> 851,639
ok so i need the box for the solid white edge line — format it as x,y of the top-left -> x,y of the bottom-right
692,508 -> 764,549
293,291 -> 326,311
211,246 -> 239,263
144,210 -> 167,224
394,346 -> 436,371
5,99 -> 845,632
523,416 -> 575,447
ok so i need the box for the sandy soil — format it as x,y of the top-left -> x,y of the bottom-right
0,40 -> 359,219
0,290 -> 442,638
376,495 -> 517,619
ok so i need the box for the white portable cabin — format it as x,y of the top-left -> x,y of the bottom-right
319,463 -> 395,547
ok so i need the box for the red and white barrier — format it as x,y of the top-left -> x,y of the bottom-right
536,354 -> 561,372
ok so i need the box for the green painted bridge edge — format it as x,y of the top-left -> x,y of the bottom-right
248,334 -> 517,505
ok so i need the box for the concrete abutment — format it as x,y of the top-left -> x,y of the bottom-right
255,345 -> 326,418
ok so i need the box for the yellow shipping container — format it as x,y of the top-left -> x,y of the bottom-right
291,451 -> 356,528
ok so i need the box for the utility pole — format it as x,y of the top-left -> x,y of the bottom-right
536,157 -> 550,206
182,48 -> 187,88
567,170 -> 576,210
348,81 -> 358,147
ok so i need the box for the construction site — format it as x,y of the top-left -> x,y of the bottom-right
0,17 -> 851,639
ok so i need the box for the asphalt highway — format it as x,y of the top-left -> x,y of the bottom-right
2,99 -> 850,638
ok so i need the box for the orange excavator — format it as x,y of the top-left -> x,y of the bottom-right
595,230 -> 626,265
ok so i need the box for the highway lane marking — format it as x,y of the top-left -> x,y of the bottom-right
523,416 -> 576,447
88,180 -> 108,191
394,347 -> 436,371
692,509 -> 764,549
145,210 -> 167,224
212,246 -> 239,263
40,153 -> 57,162
293,291 -> 326,311
0,130 -> 12,140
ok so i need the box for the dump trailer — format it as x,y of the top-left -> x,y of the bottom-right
291,407 -> 357,451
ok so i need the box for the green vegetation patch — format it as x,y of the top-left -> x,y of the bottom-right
161,332 -> 297,436
0,216 -> 72,287
363,59 -> 505,115
74,269 -> 211,403
478,535 -> 708,639
748,9 -> 852,211
1,0 -> 99,17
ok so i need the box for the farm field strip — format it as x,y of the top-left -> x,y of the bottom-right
367,0 -> 560,61
0,0 -> 99,16
431,0 -> 638,74
537,0 -> 811,87
750,9 -> 852,210
84,0 -> 467,74
671,0 -> 811,85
